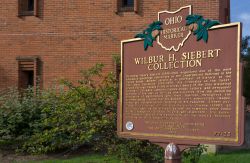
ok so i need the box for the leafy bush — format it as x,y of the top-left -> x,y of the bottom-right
244,55 -> 250,105
108,139 -> 164,163
242,36 -> 250,104
182,144 -> 207,163
0,88 -> 42,148
0,63 -> 165,162
20,64 -> 118,154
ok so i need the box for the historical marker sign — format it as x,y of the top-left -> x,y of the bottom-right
118,6 -> 244,146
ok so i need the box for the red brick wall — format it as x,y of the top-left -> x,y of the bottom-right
0,0 -> 229,90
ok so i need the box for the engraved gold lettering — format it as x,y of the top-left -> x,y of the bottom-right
125,67 -> 233,136
165,16 -> 182,25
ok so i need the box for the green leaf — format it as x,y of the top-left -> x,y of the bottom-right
202,30 -> 208,42
186,15 -> 203,25
135,33 -> 146,38
154,21 -> 163,26
186,15 -> 202,21
196,29 -> 204,41
146,28 -> 153,34
186,14 -> 220,43
149,21 -> 162,28
153,25 -> 162,30
144,40 -> 149,50
206,20 -> 220,29
193,20 -> 204,35
135,21 -> 163,50
148,34 -> 154,40
147,39 -> 153,47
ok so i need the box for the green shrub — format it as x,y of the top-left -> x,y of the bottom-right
108,139 -> 164,163
242,36 -> 250,104
182,144 -> 207,163
20,64 -> 118,154
0,88 -> 42,148
243,55 -> 250,105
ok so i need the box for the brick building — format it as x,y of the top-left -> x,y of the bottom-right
0,0 -> 230,91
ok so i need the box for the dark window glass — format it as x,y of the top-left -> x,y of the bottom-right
123,0 -> 134,7
19,70 -> 34,89
27,71 -> 34,87
28,0 -> 34,11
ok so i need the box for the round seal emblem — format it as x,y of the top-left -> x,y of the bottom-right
126,121 -> 134,131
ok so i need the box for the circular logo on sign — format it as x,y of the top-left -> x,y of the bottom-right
126,121 -> 134,131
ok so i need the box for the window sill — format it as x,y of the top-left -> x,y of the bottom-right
119,6 -> 134,12
18,11 -> 35,16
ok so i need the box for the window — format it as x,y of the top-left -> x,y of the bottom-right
123,0 -> 134,7
115,0 -> 139,13
28,0 -> 34,11
18,0 -> 38,16
17,57 -> 40,90
19,70 -> 34,89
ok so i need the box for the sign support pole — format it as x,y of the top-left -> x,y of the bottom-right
165,143 -> 181,163
156,143 -> 197,163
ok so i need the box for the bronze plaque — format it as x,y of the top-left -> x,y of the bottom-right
118,6 -> 244,146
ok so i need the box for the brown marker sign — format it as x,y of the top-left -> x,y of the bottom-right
118,6 -> 244,146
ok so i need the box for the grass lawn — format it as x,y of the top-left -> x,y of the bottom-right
17,154 -> 120,163
15,150 -> 250,163
199,150 -> 250,163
